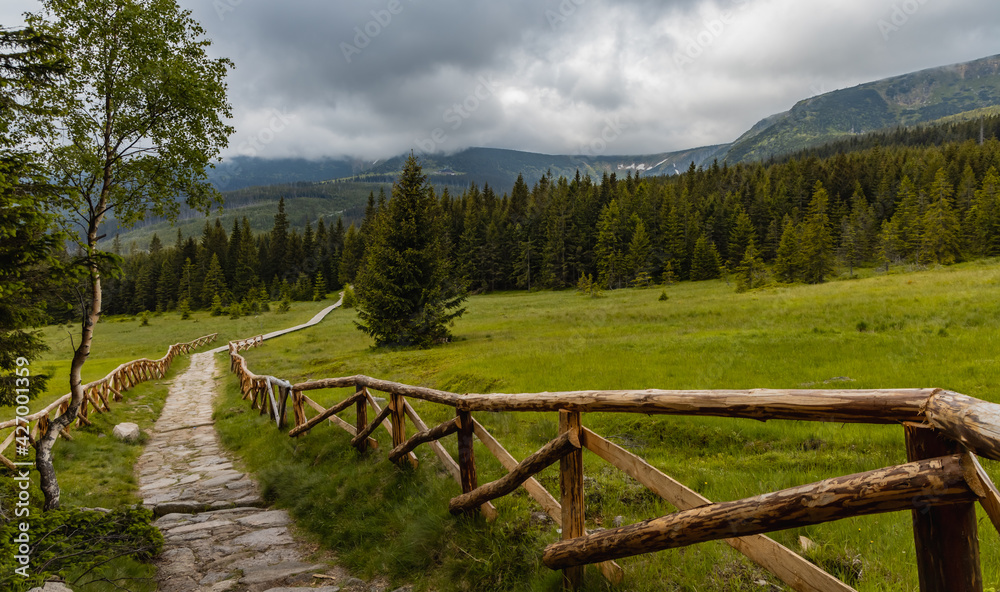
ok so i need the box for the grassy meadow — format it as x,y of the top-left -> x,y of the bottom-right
216,260 -> 1000,592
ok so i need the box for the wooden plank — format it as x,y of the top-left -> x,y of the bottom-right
965,453 -> 1000,535
925,390 -> 1000,461
388,417 -> 460,463
560,411 -> 585,590
905,425 -> 983,592
542,454 -> 977,570
581,428 -> 855,592
449,430 -> 580,515
473,420 -> 622,584
288,391 -> 364,437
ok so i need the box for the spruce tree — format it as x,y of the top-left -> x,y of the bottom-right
967,167 -> 999,256
355,154 -> 466,347
799,182 -> 834,283
774,217 -> 801,282
689,234 -> 721,281
920,169 -> 961,265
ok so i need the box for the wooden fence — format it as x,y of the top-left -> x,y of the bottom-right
0,333 -> 218,470
228,339 -> 1000,592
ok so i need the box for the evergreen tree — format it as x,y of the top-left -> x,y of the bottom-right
148,232 -> 162,255
967,167 -> 1000,256
155,259 -> 176,311
840,184 -> 875,277
920,169 -> 961,265
735,239 -> 766,292
774,217 -> 801,282
799,182 -> 834,283
689,234 -> 721,281
727,206 -> 756,266
339,224 -> 364,285
595,200 -> 626,288
201,253 -> 227,304
355,154 -> 467,347
312,271 -> 327,301
877,218 -> 904,273
892,176 -> 924,262
627,218 -> 652,283
268,196 -> 289,282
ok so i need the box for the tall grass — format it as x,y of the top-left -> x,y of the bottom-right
223,261 -> 1000,591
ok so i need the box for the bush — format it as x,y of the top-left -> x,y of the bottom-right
138,311 -> 150,326
341,285 -> 357,309
0,506 -> 162,590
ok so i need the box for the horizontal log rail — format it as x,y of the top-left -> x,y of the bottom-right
542,453 -> 978,569
0,333 -> 218,470
228,340 -> 1000,592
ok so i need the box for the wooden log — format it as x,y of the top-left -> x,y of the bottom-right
350,404 -> 392,448
904,425 -> 982,592
449,430 -> 580,515
294,375 -> 462,407
581,428 -> 854,592
457,410 -> 477,498
355,386 -> 368,452
458,389 -> 931,424
389,393 -> 413,466
560,411 -> 585,590
0,452 -> 15,471
303,394 -> 377,448
293,390 -> 306,429
542,454 -> 977,570
924,390 -> 1000,461
404,402 -> 492,518
965,453 -> 1000,535
388,416 -> 461,464
277,385 -> 290,430
473,419 -> 562,522
288,390 -> 364,437
365,391 -> 406,445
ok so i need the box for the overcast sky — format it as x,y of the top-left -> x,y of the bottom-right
3,0 -> 1000,161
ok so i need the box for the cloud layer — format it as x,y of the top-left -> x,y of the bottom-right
3,0 -> 1000,160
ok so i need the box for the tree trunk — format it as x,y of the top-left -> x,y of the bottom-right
37,260 -> 101,510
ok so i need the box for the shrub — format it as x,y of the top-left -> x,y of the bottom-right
341,285 -> 357,309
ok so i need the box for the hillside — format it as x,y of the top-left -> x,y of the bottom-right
722,54 -> 1000,162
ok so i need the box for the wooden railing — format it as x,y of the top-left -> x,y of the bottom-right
0,333 -> 218,470
228,341 -> 1000,592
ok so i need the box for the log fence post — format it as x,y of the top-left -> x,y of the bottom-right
904,424 -> 983,592
355,386 -> 368,453
559,410 -> 585,590
389,393 -> 410,466
457,410 -> 477,509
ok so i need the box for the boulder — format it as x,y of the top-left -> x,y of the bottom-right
28,582 -> 73,592
112,422 -> 142,443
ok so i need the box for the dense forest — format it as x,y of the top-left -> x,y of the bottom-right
99,124 -> 1000,316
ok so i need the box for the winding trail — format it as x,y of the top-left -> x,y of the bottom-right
135,300 -> 369,592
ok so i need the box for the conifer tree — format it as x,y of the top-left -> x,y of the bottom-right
689,234 -> 721,280
967,167 -> 1000,256
312,271 -> 327,301
627,218 -> 652,283
727,207 -> 756,266
774,217 -> 801,282
735,239 -> 766,292
799,182 -> 834,283
268,196 -> 289,282
355,154 -> 466,347
921,169 -> 961,265
201,253 -> 227,304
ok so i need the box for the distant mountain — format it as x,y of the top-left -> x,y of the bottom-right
721,54 -> 1000,162
341,145 -> 726,192
207,156 -> 366,191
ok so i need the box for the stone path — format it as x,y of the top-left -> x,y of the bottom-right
136,352 -> 363,592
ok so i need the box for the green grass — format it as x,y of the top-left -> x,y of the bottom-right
221,260 -> 1000,591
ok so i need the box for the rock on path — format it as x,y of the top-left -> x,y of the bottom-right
136,352 -> 350,592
